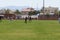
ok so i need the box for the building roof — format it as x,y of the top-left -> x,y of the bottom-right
21,8 -> 35,12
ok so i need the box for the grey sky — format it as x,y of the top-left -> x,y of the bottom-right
0,0 -> 60,9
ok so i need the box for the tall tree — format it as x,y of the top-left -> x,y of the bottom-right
28,10 -> 40,15
14,10 -> 21,14
5,9 -> 10,14
58,11 -> 60,17
54,10 -> 59,15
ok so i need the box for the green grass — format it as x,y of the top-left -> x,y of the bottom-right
0,20 -> 60,40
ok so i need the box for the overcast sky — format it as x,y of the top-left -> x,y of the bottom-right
0,0 -> 60,9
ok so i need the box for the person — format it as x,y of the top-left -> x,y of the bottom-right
25,17 -> 28,23
29,16 -> 32,22
0,16 -> 2,22
58,17 -> 60,23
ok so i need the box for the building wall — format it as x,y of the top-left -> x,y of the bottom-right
38,15 -> 59,20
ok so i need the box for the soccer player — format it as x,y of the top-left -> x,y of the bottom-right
25,17 -> 28,23
0,16 -> 2,22
29,16 -> 32,22
58,17 -> 60,23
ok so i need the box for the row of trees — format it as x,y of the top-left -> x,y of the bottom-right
28,10 -> 40,15
5,9 -> 21,14
4,9 -> 60,16
5,9 -> 40,15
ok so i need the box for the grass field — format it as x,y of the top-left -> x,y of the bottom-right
0,20 -> 60,40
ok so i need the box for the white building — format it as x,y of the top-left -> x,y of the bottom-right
0,9 -> 6,14
41,7 -> 59,14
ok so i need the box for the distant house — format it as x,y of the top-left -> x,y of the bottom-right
0,9 -> 16,19
0,9 -> 6,14
4,10 -> 16,19
21,8 -> 35,15
41,7 -> 59,14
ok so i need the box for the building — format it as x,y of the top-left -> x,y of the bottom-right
0,9 -> 6,14
21,8 -> 35,15
41,7 -> 59,15
0,9 -> 16,19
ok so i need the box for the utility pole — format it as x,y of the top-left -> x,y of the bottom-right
43,0 -> 45,19
37,1 -> 38,11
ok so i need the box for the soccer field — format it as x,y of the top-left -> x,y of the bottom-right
0,20 -> 60,40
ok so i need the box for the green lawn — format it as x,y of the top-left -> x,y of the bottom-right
0,20 -> 60,40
